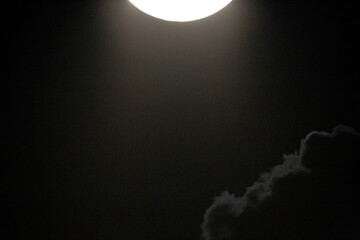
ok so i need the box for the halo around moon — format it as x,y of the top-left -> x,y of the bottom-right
128,0 -> 233,22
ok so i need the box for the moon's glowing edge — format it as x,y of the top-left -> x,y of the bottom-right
128,0 -> 233,22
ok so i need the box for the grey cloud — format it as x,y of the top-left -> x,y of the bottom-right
201,125 -> 359,240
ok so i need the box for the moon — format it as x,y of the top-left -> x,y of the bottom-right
128,0 -> 233,22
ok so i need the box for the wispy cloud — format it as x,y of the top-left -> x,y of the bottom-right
201,125 -> 359,240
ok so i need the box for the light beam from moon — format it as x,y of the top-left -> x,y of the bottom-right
128,0 -> 233,22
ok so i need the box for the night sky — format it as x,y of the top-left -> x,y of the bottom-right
7,0 -> 359,239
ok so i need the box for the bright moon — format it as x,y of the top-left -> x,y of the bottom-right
129,0 -> 233,22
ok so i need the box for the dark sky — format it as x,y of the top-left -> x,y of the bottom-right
7,0 -> 359,239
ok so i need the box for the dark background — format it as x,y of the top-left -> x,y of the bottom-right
7,0 -> 358,239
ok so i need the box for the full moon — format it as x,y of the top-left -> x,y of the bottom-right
128,0 -> 233,22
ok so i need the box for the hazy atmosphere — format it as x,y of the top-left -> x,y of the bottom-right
7,0 -> 359,239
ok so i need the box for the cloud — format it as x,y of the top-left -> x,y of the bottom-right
201,125 -> 360,240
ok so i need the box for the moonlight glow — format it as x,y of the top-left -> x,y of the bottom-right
128,0 -> 233,22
